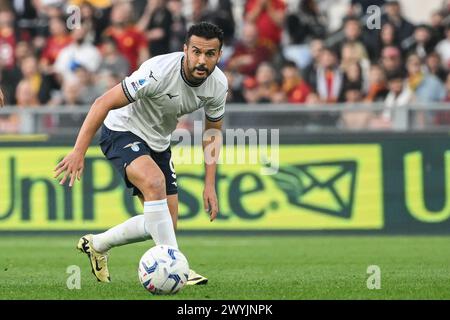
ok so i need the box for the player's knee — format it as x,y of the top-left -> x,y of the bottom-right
141,174 -> 166,197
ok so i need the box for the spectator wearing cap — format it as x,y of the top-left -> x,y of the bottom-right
436,24 -> 450,70
381,0 -> 415,46
226,22 -> 272,77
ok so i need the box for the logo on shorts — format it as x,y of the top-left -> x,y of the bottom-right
123,141 -> 142,152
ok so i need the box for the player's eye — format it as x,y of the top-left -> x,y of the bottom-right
206,52 -> 215,57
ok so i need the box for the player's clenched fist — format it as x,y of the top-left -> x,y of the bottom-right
54,151 -> 85,187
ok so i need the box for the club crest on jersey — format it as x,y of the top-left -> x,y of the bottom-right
123,141 -> 142,152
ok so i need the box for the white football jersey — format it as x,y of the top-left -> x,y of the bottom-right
104,52 -> 227,152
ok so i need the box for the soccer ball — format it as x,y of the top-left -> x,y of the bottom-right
138,245 -> 189,295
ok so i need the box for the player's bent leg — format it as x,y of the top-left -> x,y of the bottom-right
126,155 -> 178,248
77,234 -> 111,283
166,194 -> 208,286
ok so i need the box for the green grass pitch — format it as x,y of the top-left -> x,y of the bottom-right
0,235 -> 449,300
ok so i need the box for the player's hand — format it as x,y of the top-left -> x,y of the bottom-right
54,150 -> 85,187
203,185 -> 218,222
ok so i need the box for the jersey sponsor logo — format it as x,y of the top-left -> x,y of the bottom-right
166,93 -> 179,99
123,141 -> 142,152
138,79 -> 148,86
131,81 -> 139,92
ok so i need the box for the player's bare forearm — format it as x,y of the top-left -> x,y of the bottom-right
203,118 -> 223,185
54,83 -> 130,186
202,118 -> 223,221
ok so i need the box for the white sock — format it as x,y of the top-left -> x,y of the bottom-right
143,199 -> 178,248
92,215 -> 150,253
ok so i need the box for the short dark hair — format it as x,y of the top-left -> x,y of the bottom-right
186,21 -> 224,49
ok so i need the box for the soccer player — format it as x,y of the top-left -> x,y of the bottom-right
54,22 -> 227,285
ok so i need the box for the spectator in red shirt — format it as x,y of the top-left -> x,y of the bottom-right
281,61 -> 311,103
0,10 -> 17,71
103,2 -> 149,72
40,17 -> 72,72
226,22 -> 272,76
244,0 -> 286,53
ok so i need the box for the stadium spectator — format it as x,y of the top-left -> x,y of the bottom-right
19,55 -> 54,104
103,1 -> 149,71
436,24 -> 450,69
224,69 -> 246,103
244,0 -> 286,54
226,22 -> 272,77
285,0 -> 327,44
54,23 -> 102,83
365,64 -> 389,102
370,69 -> 414,129
434,73 -> 450,125
425,51 -> 448,82
340,41 -> 370,91
328,16 -> 376,61
402,24 -> 435,60
380,46 -> 403,74
312,46 -> 343,103
40,17 -> 72,72
302,38 -> 324,87
281,61 -> 311,103
78,1 -> 111,45
381,0 -> 415,46
242,62 -> 281,103
191,0 -> 235,46
98,36 -> 130,79
340,81 -> 372,130
0,9 -> 18,71
373,22 -> 401,61
406,53 -> 446,103
167,0 -> 187,52
74,65 -> 103,105
137,0 -> 173,57
348,0 -> 385,18
0,80 -> 40,133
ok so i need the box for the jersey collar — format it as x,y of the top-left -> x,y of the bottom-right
180,56 -> 206,87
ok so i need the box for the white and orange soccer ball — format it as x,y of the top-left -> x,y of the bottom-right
138,245 -> 189,295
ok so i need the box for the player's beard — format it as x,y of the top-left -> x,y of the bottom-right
185,53 -> 215,83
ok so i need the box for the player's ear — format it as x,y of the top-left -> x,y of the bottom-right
183,43 -> 188,54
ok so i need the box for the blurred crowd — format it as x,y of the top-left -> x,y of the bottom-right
0,0 -> 450,133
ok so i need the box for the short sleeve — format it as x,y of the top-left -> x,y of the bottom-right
121,59 -> 159,102
205,88 -> 227,122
